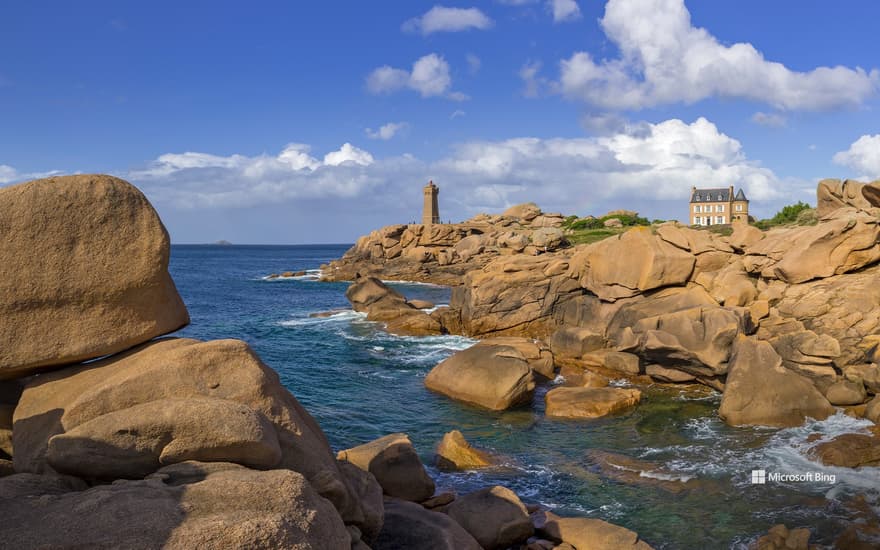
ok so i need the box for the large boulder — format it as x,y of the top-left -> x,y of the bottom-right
809,427 -> 880,468
569,227 -> 695,301
435,430 -> 493,471
374,498 -> 481,550
46,397 -> 282,479
474,337 -> 554,379
545,387 -> 641,419
534,511 -> 653,549
424,344 -> 536,410
742,209 -> 880,284
345,276 -> 443,336
12,338 -> 369,526
503,203 -> 542,222
718,337 -> 834,428
816,178 -> 874,216
0,462 -> 350,549
0,174 -> 189,379
336,433 -> 435,503
445,486 -> 534,550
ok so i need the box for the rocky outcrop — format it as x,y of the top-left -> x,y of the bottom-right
816,178 -> 875,216
753,524 -> 811,550
0,174 -> 189,379
444,486 -> 534,550
337,433 -> 435,503
374,498 -> 481,550
345,276 -> 443,336
452,254 -> 584,338
435,430 -> 493,471
424,343 -> 536,410
472,337 -> 555,379
12,337 -> 372,526
544,387 -> 641,419
569,227 -> 696,301
809,427 -> 880,468
321,204 -> 567,285
742,208 -> 880,284
0,462 -> 351,549
719,337 -> 834,427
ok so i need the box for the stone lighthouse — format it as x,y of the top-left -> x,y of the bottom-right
422,180 -> 440,225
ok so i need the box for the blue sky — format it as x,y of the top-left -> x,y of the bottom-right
2,0 -> 880,243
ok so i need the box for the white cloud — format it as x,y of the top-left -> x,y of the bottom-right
402,6 -> 493,35
0,165 -> 65,186
519,60 -> 548,97
466,53 -> 481,74
0,164 -> 17,184
450,109 -> 466,119
366,53 -> 465,100
751,112 -> 787,128
558,0 -> 878,110
833,135 -> 880,179
550,0 -> 581,22
323,143 -> 374,167
366,122 -> 408,141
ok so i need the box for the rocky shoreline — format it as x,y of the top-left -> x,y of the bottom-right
321,178 -> 880,548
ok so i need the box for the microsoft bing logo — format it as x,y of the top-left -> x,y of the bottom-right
751,469 -> 767,484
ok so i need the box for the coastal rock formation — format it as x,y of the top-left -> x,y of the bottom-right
345,275 -> 442,336
424,343 -> 536,410
12,337 -> 371,526
753,524 -> 811,550
809,427 -> 880,468
322,204 -> 567,285
569,227 -> 696,301
444,486 -> 534,550
718,337 -> 834,427
816,178 -> 875,216
435,430 -> 494,471
374,498 -> 481,550
0,174 -> 189,379
0,462 -> 350,549
337,433 -> 435,502
534,511 -> 653,549
472,337 -> 555,379
544,387 -> 641,419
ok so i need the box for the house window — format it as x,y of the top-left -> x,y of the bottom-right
717,216 -> 725,224
736,204 -> 743,211
694,205 -> 701,213
717,204 -> 724,212
693,216 -> 700,225
717,194 -> 723,200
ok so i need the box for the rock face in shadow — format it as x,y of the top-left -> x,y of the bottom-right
0,462 -> 350,549
0,174 -> 189,379
337,433 -> 435,502
12,338 -> 371,526
424,344 -> 536,410
374,498 -> 481,550
719,337 -> 834,428
444,486 -> 534,550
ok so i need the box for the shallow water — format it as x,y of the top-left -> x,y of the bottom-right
169,244 -> 879,549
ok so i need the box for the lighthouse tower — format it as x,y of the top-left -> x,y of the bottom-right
422,180 -> 440,225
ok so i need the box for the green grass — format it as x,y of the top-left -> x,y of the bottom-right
565,227 -> 623,245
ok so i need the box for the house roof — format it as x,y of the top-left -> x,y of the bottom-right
690,187 -> 748,202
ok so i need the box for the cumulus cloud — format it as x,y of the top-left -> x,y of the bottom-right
550,0 -> 581,22
366,122 -> 408,140
0,164 -> 17,184
558,0 -> 878,110
519,60 -> 549,97
366,53 -> 466,100
402,6 -> 493,35
751,112 -> 787,128
129,117 -> 795,222
833,134 -> 880,179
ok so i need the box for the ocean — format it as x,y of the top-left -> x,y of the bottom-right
169,244 -> 879,549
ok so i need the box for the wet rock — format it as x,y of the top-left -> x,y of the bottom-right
345,276 -> 443,336
545,387 -> 641,419
0,463 -> 350,549
584,450 -> 698,494
753,523 -> 811,550
425,344 -> 535,411
0,174 -> 189,379
719,336 -> 834,428
445,486 -> 534,550
435,430 -> 493,471
809,427 -> 880,468
374,498 -> 481,550
337,433 -> 435,502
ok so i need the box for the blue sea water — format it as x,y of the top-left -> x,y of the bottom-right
169,244 -> 879,549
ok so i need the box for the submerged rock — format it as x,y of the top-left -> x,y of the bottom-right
753,523 -> 811,550
0,174 -> 189,379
